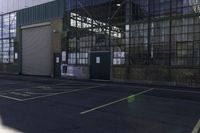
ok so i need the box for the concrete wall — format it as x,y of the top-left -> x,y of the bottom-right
112,66 -> 200,87
50,19 -> 63,77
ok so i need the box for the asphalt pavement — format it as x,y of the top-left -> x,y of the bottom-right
0,74 -> 199,133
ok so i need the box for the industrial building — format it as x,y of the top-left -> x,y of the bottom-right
0,0 -> 200,86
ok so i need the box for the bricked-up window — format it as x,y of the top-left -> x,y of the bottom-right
0,12 -> 16,64
171,17 -> 200,66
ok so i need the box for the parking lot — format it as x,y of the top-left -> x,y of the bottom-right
0,75 -> 199,133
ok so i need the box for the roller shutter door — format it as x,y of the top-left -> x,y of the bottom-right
22,25 -> 51,76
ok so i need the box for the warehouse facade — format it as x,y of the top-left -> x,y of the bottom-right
0,0 -> 200,86
0,0 -> 64,77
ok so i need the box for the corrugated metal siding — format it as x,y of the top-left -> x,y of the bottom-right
17,0 -> 65,26
22,25 -> 51,76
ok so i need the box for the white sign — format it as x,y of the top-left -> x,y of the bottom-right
67,66 -> 74,76
62,51 -> 66,62
96,57 -> 100,64
56,57 -> 60,63
14,53 -> 18,59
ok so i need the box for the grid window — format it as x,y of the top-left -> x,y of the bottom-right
3,14 -> 9,39
10,13 -> 16,38
0,40 -> 2,63
150,20 -> 170,65
0,16 -> 2,39
150,0 -> 171,18
172,0 -> 200,16
113,51 -> 125,65
131,0 -> 149,21
171,17 -> 199,66
0,12 -> 16,64
65,0 -> 200,67
68,53 -> 76,64
129,22 -> 148,65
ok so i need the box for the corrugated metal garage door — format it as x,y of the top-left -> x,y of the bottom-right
22,25 -> 51,76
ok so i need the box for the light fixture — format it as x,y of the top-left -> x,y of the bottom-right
52,29 -> 57,33
116,3 -> 121,7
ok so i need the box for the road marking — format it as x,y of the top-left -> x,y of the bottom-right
10,92 -> 30,97
0,94 -> 23,101
20,84 -> 106,101
0,84 -> 106,101
0,85 -> 52,93
192,119 -> 200,133
80,88 -> 154,115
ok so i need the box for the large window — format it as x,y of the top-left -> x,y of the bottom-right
150,0 -> 170,18
65,0 -> 200,67
130,22 -> 149,65
0,12 -> 16,64
172,0 -> 200,16
150,20 -> 170,65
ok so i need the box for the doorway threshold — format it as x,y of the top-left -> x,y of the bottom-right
91,79 -> 110,82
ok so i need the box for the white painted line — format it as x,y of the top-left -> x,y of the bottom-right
0,84 -> 64,93
25,90 -> 71,95
192,119 -> 200,133
80,88 -> 154,115
20,85 -> 106,101
10,92 -> 30,97
0,94 -> 23,101
0,84 -> 106,101
0,85 -> 51,93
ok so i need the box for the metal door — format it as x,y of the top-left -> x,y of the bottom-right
90,52 -> 111,80
22,25 -> 51,76
54,53 -> 61,77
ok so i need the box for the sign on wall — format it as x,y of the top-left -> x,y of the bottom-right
96,57 -> 100,64
62,51 -> 66,62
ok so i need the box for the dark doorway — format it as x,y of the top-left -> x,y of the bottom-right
90,52 -> 111,80
54,53 -> 61,78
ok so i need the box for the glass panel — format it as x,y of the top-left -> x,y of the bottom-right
3,14 -> 9,38
64,0 -> 200,67
0,16 -> 2,39
0,12 -> 16,64
10,13 -> 16,38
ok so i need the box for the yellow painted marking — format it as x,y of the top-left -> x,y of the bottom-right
192,119 -> 200,133
127,95 -> 135,103
80,88 -> 154,115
